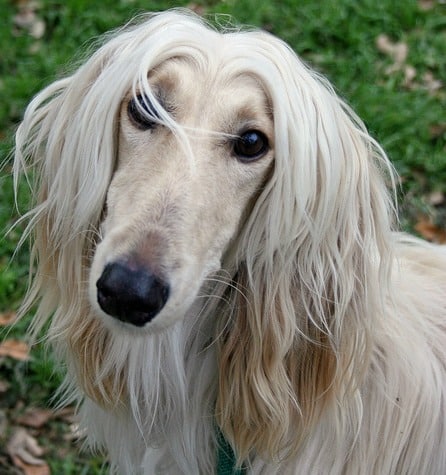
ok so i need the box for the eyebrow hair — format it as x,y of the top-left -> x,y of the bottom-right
151,84 -> 177,117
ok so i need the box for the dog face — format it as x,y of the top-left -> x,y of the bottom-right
88,57 -> 274,331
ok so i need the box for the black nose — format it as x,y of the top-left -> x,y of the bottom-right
96,261 -> 170,326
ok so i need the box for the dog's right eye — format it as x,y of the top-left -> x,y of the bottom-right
127,95 -> 161,130
233,130 -> 269,162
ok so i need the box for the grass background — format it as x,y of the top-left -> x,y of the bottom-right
0,0 -> 445,473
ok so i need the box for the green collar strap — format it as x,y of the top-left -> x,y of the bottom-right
216,428 -> 246,475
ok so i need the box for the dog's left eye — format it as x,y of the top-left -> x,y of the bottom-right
127,94 -> 161,130
234,130 -> 269,162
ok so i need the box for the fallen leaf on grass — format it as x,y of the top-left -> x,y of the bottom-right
13,0 -> 46,39
0,379 -> 10,393
376,34 -> 408,66
53,406 -> 77,424
415,216 -> 446,243
428,191 -> 445,206
375,34 -> 443,94
7,428 -> 50,475
0,311 -> 17,326
17,408 -> 54,429
374,34 -> 425,90
423,71 -> 443,94
0,339 -> 30,361
429,123 -> 446,140
403,65 -> 417,88
186,3 -> 206,15
418,0 -> 435,10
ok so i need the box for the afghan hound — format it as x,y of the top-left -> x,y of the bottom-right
14,9 -> 446,475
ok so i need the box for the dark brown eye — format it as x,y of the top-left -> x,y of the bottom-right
127,94 -> 161,130
233,130 -> 269,161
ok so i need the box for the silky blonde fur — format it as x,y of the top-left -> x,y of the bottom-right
14,9 -> 446,475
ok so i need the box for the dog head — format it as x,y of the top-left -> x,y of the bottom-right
90,55 -> 275,331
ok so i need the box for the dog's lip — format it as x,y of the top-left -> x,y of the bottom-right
113,309 -> 159,327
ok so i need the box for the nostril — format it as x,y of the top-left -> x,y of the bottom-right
96,261 -> 170,326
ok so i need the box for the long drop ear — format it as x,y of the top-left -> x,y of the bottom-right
14,49 -> 125,322
217,265 -> 340,463
12,35 -> 136,406
216,39 -> 397,463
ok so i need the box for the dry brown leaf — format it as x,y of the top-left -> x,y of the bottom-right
376,34 -> 408,65
53,406 -> 77,424
403,65 -> 417,88
17,408 -> 54,429
423,71 -> 443,94
7,428 -> 50,475
429,123 -> 446,139
0,379 -> 10,393
13,1 -> 46,39
415,217 -> 446,243
418,0 -> 435,10
0,311 -> 18,326
186,3 -> 206,15
11,455 -> 50,475
428,191 -> 445,206
0,339 -> 30,361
